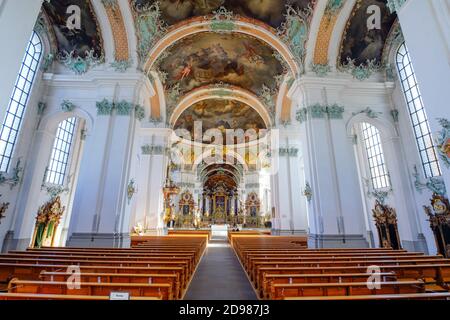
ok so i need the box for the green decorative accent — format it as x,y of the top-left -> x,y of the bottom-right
116,100 -> 133,116
41,53 -> 55,72
390,109 -> 399,123
280,119 -> 291,128
259,84 -> 276,114
309,104 -> 327,118
435,118 -> 450,168
311,63 -> 331,77
132,1 -> 167,62
341,58 -> 382,81
325,0 -> 346,16
413,165 -> 446,196
327,104 -> 345,119
149,116 -> 163,124
37,102 -> 47,116
61,100 -> 76,113
387,0 -> 407,13
59,50 -> 103,75
279,147 -> 299,157
141,144 -> 165,155
127,179 -> 137,204
43,184 -> 70,199
0,159 -> 23,190
96,99 -> 114,116
352,107 -> 382,119
277,5 -> 314,73
364,178 -> 392,205
303,182 -> 312,202
296,108 -> 308,124
209,7 -> 235,33
110,59 -> 133,72
135,105 -> 145,121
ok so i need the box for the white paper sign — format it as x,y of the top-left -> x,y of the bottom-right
109,292 -> 130,300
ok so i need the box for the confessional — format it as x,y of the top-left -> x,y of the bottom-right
424,193 -> 450,258
372,200 -> 402,250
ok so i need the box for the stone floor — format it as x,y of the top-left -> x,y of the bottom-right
183,236 -> 257,300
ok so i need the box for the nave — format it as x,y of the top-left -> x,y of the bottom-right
0,230 -> 449,300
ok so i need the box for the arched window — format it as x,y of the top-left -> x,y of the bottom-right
396,42 -> 441,178
0,31 -> 42,172
45,118 -> 78,185
360,123 -> 390,190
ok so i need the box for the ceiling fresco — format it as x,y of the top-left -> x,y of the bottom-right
131,0 -> 313,29
174,99 -> 266,143
42,0 -> 103,59
339,0 -> 397,66
158,32 -> 285,95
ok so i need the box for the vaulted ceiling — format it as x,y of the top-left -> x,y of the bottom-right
38,0 -> 401,125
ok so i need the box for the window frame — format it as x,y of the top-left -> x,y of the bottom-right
396,42 -> 441,178
0,31 -> 43,172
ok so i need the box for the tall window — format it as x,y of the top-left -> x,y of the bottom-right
0,31 -> 42,172
360,123 -> 390,190
45,118 -> 77,185
396,42 -> 441,178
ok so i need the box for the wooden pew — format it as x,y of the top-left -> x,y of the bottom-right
270,280 -> 425,299
8,278 -> 174,299
0,292 -> 161,300
284,292 -> 450,300
39,271 -> 182,299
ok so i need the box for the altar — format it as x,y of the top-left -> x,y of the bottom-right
211,224 -> 228,237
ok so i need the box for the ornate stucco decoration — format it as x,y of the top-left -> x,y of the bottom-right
390,109 -> 399,123
364,178 -> 393,205
0,195 -> 9,225
96,99 -> 145,121
61,100 -> 76,113
141,144 -> 165,155
413,165 -> 446,196
277,4 -> 314,74
435,118 -> 450,168
341,58 -> 382,81
132,1 -> 167,63
110,59 -> 133,72
352,107 -> 382,119
387,0 -> 407,13
209,6 -> 235,33
311,63 -> 331,77
279,147 -> 299,157
382,22 -> 404,82
59,50 -> 103,75
296,103 -> 345,123
41,54 -> 55,73
303,182 -> 313,202
0,159 -> 23,190
325,0 -> 346,16
37,102 -> 47,116
127,179 -> 137,204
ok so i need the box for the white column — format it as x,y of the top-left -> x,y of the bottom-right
0,0 -> 43,122
396,0 -> 450,189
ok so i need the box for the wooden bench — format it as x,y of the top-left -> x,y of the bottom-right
0,292 -> 161,300
7,278 -> 174,299
270,280 -> 425,299
284,292 -> 450,300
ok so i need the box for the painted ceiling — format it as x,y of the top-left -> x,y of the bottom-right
339,0 -> 397,66
132,0 -> 313,28
157,32 -> 285,96
174,99 -> 266,143
42,0 -> 103,59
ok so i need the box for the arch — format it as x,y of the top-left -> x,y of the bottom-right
89,0 -> 115,63
346,113 -> 397,141
40,108 -> 94,135
142,18 -> 300,77
192,148 -> 249,173
168,85 -> 273,129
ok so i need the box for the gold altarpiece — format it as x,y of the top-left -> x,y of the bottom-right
31,196 -> 65,248
372,200 -> 401,250
424,193 -> 450,258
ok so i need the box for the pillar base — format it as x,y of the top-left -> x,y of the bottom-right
401,233 -> 429,254
271,229 -> 308,236
1,231 -> 30,252
308,234 -> 369,249
66,233 -> 131,248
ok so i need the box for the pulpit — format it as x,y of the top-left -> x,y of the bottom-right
424,193 -> 450,258
372,200 -> 401,250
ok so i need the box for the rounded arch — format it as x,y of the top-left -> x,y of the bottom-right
192,148 -> 249,173
90,0 -> 115,63
40,108 -> 94,134
142,18 -> 300,77
346,113 -> 397,140
168,85 -> 273,129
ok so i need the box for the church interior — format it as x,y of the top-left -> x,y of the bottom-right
0,0 -> 449,301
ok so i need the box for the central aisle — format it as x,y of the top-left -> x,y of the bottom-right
183,236 -> 258,300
